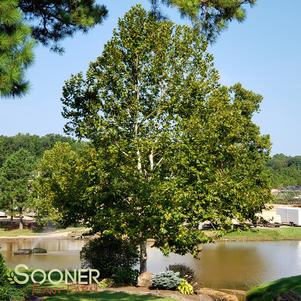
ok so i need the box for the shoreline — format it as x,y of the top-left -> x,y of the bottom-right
0,227 -> 88,240
0,231 -> 71,240
2,226 -> 301,242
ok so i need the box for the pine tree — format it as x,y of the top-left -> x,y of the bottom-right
155,0 -> 257,42
19,0 -> 108,52
0,0 -> 107,97
1,1 -> 254,97
0,0 -> 34,97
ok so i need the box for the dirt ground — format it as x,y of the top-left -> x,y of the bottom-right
100,286 -> 245,301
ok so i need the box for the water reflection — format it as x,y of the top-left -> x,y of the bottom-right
0,238 -> 85,270
147,241 -> 301,289
1,239 -> 301,289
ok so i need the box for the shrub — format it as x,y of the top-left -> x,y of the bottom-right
98,278 -> 114,289
80,234 -> 139,280
152,271 -> 182,290
112,267 -> 139,286
177,279 -> 194,295
166,264 -> 195,284
0,285 -> 30,300
0,254 -> 30,301
0,253 -> 8,285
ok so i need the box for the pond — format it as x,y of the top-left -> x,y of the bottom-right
1,238 -> 301,290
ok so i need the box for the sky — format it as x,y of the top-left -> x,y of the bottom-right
0,0 -> 300,156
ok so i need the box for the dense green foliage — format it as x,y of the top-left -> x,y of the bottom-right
268,154 -> 301,188
0,134 -> 75,221
112,267 -> 139,286
153,0 -> 257,42
19,0 -> 108,52
1,0 -> 107,97
0,149 -> 35,228
80,234 -> 139,284
32,142 -> 95,226
0,254 -> 29,301
0,133 -> 74,167
246,275 -> 301,301
0,253 -> 7,285
0,0 -> 34,97
59,5 -> 271,272
152,271 -> 182,289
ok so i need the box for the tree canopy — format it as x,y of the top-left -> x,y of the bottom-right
0,149 -> 36,229
0,133 -> 74,167
0,0 -> 34,97
0,0 -> 107,97
154,0 -> 257,42
58,5 -> 271,271
268,154 -> 301,188
32,142 -> 96,226
0,134 -> 80,226
0,1 -> 256,97
19,0 -> 108,52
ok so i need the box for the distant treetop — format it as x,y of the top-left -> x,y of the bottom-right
268,154 -> 301,188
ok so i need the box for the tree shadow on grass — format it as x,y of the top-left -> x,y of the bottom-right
44,291 -> 174,301
246,275 -> 301,301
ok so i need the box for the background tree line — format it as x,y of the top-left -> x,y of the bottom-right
267,154 -> 301,188
0,133 -> 299,228
0,133 -> 77,228
0,133 -> 74,167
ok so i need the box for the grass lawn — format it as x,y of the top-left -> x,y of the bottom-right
0,228 -> 40,237
2,225 -> 301,241
222,227 -> 301,241
246,275 -> 301,301
43,291 -> 176,301
0,227 -> 87,237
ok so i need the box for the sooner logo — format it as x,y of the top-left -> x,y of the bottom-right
8,264 -> 100,285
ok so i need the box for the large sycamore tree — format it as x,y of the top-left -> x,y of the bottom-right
55,5 -> 270,272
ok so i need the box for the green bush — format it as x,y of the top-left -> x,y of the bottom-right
0,253 -> 8,285
167,264 -> 195,284
152,271 -> 182,290
0,254 -> 30,301
80,234 -> 139,280
177,279 -> 194,295
0,285 -> 30,300
112,267 -> 139,286
98,278 -> 114,289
